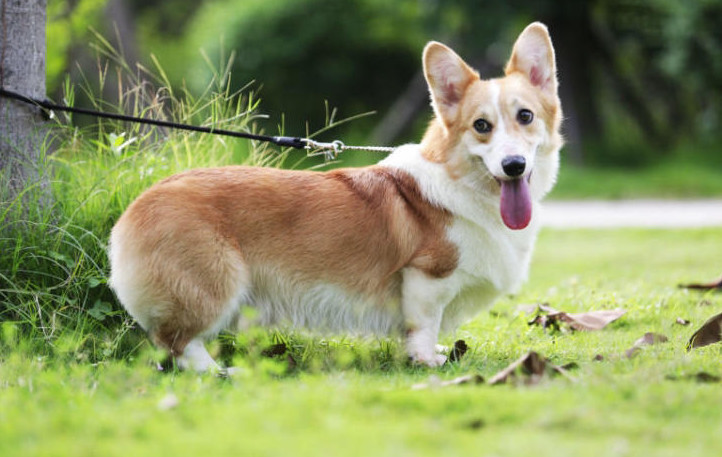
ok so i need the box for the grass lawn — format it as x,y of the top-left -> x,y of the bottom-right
550,161 -> 722,200
1,228 -> 721,457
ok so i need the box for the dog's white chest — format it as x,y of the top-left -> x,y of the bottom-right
448,212 -> 538,293
434,212 -> 538,331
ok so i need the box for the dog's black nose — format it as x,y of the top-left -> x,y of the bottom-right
501,155 -> 526,177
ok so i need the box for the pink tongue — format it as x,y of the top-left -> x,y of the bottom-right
500,178 -> 532,230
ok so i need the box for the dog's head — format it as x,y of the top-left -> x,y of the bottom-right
420,23 -> 563,230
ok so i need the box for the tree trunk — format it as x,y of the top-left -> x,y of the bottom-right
0,0 -> 47,202
545,4 -> 601,166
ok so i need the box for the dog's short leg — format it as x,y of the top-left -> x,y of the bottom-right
175,338 -> 221,373
401,268 -> 457,367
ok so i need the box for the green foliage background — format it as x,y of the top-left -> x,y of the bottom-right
47,0 -> 107,91
46,0 -> 722,166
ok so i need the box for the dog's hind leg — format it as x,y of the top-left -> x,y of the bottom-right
116,238 -> 252,374
149,267 -> 250,374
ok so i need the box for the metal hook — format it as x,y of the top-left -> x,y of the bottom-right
304,139 -> 346,161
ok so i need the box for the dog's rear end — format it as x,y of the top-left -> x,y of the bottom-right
109,22 -> 562,372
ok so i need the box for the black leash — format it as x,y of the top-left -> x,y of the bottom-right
0,87 -> 309,150
0,87 -> 396,158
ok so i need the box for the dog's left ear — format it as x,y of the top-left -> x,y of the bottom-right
505,22 -> 558,96
423,42 -> 479,128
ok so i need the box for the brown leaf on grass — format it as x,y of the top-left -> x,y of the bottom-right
665,372 -> 721,383
562,309 -> 627,331
411,374 -> 485,390
527,304 -> 564,331
635,332 -> 669,346
625,332 -> 669,358
440,374 -> 485,386
687,312 -> 722,350
679,275 -> 722,291
528,304 -> 626,332
515,303 -> 541,315
675,317 -> 690,326
464,418 -> 485,430
487,351 -> 575,385
448,339 -> 468,363
415,351 -> 577,389
260,343 -> 297,370
261,343 -> 288,357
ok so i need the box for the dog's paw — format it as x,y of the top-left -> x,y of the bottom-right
216,366 -> 242,378
410,352 -> 448,368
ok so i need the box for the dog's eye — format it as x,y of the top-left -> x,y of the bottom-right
517,109 -> 534,125
473,118 -> 493,134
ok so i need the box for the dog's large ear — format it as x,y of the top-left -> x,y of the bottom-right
423,42 -> 478,128
505,22 -> 557,96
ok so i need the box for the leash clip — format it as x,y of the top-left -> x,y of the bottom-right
304,139 -> 345,161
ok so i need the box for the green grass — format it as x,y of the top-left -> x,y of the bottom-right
550,163 -> 722,200
1,228 -> 721,457
550,141 -> 722,200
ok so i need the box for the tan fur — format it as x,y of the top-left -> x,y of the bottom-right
111,166 -> 456,354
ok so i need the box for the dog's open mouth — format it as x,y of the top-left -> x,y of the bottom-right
498,175 -> 532,230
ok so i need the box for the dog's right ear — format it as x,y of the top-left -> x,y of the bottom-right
423,42 -> 478,128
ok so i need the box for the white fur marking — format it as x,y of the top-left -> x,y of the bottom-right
176,339 -> 220,373
381,144 -> 542,332
401,268 -> 462,366
249,266 -> 404,335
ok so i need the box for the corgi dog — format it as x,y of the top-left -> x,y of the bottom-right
109,22 -> 562,372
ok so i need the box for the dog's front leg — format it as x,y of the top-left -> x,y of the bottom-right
401,268 -> 458,367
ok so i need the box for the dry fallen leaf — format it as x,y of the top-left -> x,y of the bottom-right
260,343 -> 297,370
680,275 -> 722,291
687,312 -> 722,350
463,418 -> 485,430
634,332 -> 669,346
261,343 -> 288,357
448,339 -> 468,363
563,309 -> 627,331
529,304 -> 626,332
411,374 -> 484,390
487,351 -> 575,385
515,303 -> 541,315
665,372 -> 721,383
413,351 -> 576,389
625,332 -> 669,358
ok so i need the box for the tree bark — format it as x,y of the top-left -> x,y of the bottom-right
0,0 -> 48,201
